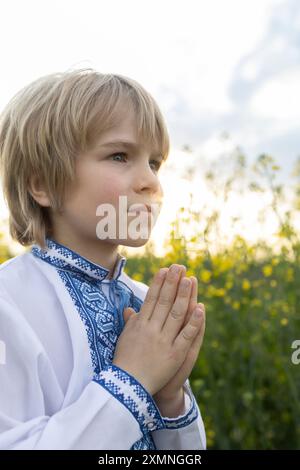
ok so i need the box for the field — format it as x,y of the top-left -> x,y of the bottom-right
1,153 -> 299,449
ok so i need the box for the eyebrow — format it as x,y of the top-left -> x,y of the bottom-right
98,140 -> 163,159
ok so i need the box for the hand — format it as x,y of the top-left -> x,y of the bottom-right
124,266 -> 205,402
153,269 -> 206,405
112,264 -> 203,396
123,266 -> 205,409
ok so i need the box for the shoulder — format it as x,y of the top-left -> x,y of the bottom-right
0,253 -> 45,341
0,251 -> 47,301
0,251 -> 32,283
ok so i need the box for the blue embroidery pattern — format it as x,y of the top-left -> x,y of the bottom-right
163,383 -> 199,429
94,365 -> 165,448
31,238 -> 198,449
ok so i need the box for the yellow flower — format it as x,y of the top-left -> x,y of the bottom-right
270,280 -> 277,288
252,298 -> 262,308
280,318 -> 288,326
214,258 -> 233,273
232,301 -> 240,310
263,265 -> 273,277
282,303 -> 289,314
200,270 -> 212,283
242,279 -> 251,290
236,263 -> 248,275
211,340 -> 219,349
206,285 -> 214,298
215,288 -> 226,297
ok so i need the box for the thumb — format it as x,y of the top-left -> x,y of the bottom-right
123,307 -> 137,324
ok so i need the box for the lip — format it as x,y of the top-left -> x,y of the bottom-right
128,203 -> 151,213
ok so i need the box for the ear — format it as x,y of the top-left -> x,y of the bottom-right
29,174 -> 51,208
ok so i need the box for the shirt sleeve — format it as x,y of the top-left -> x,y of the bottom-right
0,296 -> 167,450
151,379 -> 207,450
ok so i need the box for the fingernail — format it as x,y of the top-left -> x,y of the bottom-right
170,265 -> 181,275
194,307 -> 203,319
158,268 -> 168,279
181,277 -> 191,289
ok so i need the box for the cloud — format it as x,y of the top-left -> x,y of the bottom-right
1,0 -> 299,233
222,0 -> 300,165
250,68 -> 300,121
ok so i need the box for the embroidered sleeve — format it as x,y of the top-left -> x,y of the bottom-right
93,364 -> 165,435
161,380 -> 199,429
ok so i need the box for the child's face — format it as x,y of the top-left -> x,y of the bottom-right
50,105 -> 164,249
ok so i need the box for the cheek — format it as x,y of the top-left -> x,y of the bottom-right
81,169 -> 128,212
66,162 -> 129,216
98,176 -> 127,207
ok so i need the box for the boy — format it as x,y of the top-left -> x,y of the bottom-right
0,69 -> 206,450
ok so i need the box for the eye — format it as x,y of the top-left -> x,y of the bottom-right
149,159 -> 162,172
108,152 -> 162,172
109,152 -> 127,162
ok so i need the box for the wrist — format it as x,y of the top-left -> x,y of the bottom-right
154,387 -> 185,418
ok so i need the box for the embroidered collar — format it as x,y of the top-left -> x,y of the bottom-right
31,237 -> 127,282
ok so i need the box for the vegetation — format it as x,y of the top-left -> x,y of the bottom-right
1,150 -> 299,449
124,151 -> 300,449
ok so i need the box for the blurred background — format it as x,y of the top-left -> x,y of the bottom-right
0,0 -> 299,449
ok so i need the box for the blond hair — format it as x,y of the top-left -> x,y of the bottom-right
0,68 -> 170,249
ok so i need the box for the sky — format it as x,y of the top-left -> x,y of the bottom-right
0,0 -> 299,256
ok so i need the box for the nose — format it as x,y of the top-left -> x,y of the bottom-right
133,159 -> 162,196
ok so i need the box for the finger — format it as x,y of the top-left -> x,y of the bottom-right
186,305 -> 206,357
180,319 -> 206,381
178,265 -> 187,283
162,277 -> 192,339
173,264 -> 187,304
183,276 -> 198,328
184,305 -> 206,370
140,268 -> 169,320
171,264 -> 186,303
190,276 -> 198,310
149,264 -> 185,328
123,307 -> 137,324
174,306 -> 204,354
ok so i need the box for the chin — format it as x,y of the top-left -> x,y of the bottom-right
120,237 -> 150,247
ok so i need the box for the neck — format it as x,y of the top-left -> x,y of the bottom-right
48,232 -> 120,276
